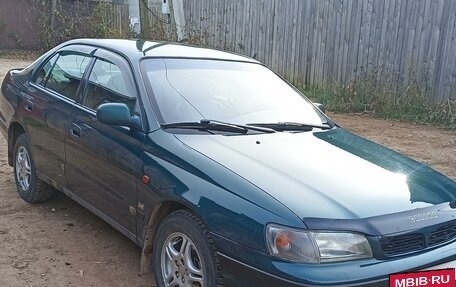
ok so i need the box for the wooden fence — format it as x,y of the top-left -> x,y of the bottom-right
98,2 -> 130,36
149,0 -> 456,103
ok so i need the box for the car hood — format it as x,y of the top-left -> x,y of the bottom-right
175,128 -> 456,220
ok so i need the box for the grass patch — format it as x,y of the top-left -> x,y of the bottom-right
301,84 -> 456,129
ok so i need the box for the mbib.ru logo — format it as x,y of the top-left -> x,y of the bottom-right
390,269 -> 455,287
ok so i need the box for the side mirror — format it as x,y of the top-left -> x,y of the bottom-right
314,103 -> 326,114
97,103 -> 140,129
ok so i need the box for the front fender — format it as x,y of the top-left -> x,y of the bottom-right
137,130 -> 304,273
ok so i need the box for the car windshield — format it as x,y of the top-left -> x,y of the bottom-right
141,58 -> 328,127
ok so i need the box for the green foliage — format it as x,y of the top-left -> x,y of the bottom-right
303,83 -> 456,129
0,17 -> 23,48
35,1 -> 132,51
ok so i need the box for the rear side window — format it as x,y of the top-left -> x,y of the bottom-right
45,52 -> 91,100
82,58 -> 136,111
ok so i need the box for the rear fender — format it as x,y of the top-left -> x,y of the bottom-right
7,122 -> 26,166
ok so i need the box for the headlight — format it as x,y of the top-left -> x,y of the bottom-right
266,225 -> 373,263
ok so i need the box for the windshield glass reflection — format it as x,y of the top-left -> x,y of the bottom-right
142,59 -> 326,126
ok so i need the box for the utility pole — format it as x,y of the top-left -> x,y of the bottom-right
172,0 -> 187,42
139,0 -> 150,39
128,0 -> 141,36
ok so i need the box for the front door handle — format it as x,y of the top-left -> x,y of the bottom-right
69,123 -> 81,138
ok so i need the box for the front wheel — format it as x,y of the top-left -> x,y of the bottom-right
152,210 -> 224,287
13,134 -> 54,203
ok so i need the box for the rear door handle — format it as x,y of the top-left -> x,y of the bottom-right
69,123 -> 81,138
24,100 -> 33,111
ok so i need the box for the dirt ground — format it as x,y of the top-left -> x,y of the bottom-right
0,58 -> 455,287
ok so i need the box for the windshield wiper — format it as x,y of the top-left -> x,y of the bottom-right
247,122 -> 332,132
161,119 -> 276,134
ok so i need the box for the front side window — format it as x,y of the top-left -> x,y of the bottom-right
45,52 -> 91,100
82,58 -> 136,111
35,54 -> 59,86
141,59 -> 326,126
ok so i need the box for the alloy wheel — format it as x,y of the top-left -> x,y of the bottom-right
161,232 -> 204,287
16,146 -> 31,191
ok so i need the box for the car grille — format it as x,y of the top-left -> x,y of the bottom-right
379,221 -> 456,257
429,221 -> 456,246
380,233 -> 425,256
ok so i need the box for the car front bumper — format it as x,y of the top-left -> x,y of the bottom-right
212,232 -> 456,287
219,253 -> 389,287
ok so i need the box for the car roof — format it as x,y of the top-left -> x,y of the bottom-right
63,38 -> 259,63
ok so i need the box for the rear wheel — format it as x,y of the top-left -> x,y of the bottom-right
13,134 -> 54,203
153,210 -> 224,287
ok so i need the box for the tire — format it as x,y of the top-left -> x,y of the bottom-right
13,134 -> 54,203
152,210 -> 224,287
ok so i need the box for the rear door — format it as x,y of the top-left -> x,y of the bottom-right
26,45 -> 94,186
65,48 -> 144,239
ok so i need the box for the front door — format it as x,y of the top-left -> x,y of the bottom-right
65,49 -> 144,239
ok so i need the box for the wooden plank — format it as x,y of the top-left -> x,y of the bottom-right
435,0 -> 455,101
359,0 -> 372,82
366,0 -> 376,79
302,0 -> 314,86
276,0 -> 286,75
429,0 -> 447,101
310,0 -> 321,85
291,0 -> 302,84
224,0 -> 232,51
347,0 -> 361,83
390,0 -> 406,92
266,0 -> 275,68
418,0 -> 432,88
257,0 -> 266,63
375,0 -> 389,87
447,4 -> 456,100
425,0 -> 443,100
289,0 -> 298,81
333,0 -> 343,84
221,0 -> 228,49
242,0 -> 250,55
442,3 -> 456,100
411,0 -> 425,88
320,0 -> 327,84
325,0 -> 337,83
277,0 -> 285,76
231,0 -> 238,51
341,0 -> 353,84
409,0 -> 422,89
340,0 -> 349,84
433,0 -> 452,101
248,0 -> 258,58
321,0 -> 330,84
369,0 -> 384,84
317,0 -> 328,84
399,0 -> 415,92
270,0 -> 278,71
